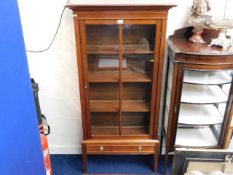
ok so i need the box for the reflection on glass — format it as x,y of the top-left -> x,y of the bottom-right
123,25 -> 156,53
121,54 -> 154,82
86,25 -> 120,136
86,25 -> 119,54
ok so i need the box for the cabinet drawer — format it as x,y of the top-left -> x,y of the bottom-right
86,145 -> 155,154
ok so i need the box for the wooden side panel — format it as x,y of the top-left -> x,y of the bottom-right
73,19 -> 88,139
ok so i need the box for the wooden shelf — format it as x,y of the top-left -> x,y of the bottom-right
175,127 -> 218,148
91,126 -> 119,136
91,126 -> 148,136
90,100 -> 119,112
123,45 -> 154,54
90,100 -> 150,112
122,126 -> 149,135
122,100 -> 150,112
122,72 -> 152,82
183,71 -> 231,85
87,45 -> 118,54
89,71 -> 119,82
89,71 -> 152,83
181,84 -> 228,104
178,104 -> 223,125
87,45 -> 154,54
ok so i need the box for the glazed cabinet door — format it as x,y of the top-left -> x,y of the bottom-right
165,60 -> 233,149
121,21 -> 161,137
80,21 -> 120,138
80,19 -> 161,138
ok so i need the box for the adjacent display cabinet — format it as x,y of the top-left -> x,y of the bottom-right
67,1 -> 175,174
163,28 -> 233,169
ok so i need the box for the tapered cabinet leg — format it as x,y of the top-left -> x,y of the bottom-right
154,154 -> 158,175
154,145 -> 160,175
82,143 -> 87,173
164,149 -> 169,175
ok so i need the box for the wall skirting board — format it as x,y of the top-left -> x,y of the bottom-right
49,145 -> 82,154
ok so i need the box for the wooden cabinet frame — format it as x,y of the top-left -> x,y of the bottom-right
163,27 -> 233,173
68,3 -> 175,174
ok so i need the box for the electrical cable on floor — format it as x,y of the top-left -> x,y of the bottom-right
26,0 -> 71,53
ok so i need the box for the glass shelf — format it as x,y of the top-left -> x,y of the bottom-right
178,104 -> 223,125
222,83 -> 231,95
181,84 -> 228,104
175,127 -> 218,148
183,70 -> 231,85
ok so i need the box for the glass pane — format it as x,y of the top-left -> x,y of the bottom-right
89,82 -> 120,136
86,25 -> 120,136
121,82 -> 152,135
123,25 -> 156,54
91,112 -> 119,136
164,57 -> 173,134
121,54 -> 153,82
175,69 -> 232,147
121,25 -> 156,136
122,112 -> 149,135
86,25 -> 119,54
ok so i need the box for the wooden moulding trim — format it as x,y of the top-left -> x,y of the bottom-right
71,10 -> 169,19
82,139 -> 159,144
174,54 -> 233,65
66,5 -> 175,11
91,135 -> 150,140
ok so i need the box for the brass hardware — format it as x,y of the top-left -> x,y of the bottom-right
99,146 -> 104,151
73,14 -> 77,17
138,146 -> 143,151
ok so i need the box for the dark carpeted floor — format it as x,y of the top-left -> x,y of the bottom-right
51,155 -> 172,175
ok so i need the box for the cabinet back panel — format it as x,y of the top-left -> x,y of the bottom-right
122,112 -> 149,126
122,83 -> 151,100
91,112 -> 119,126
89,83 -> 119,100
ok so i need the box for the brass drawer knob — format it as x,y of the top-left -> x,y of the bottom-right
138,146 -> 143,151
99,146 -> 104,151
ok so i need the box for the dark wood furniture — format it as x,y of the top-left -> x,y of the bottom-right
163,27 -> 233,171
67,1 -> 175,174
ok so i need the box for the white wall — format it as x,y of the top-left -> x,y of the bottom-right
17,0 -> 233,154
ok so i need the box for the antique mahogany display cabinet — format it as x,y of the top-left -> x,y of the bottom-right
163,28 -> 233,169
67,1 -> 175,173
